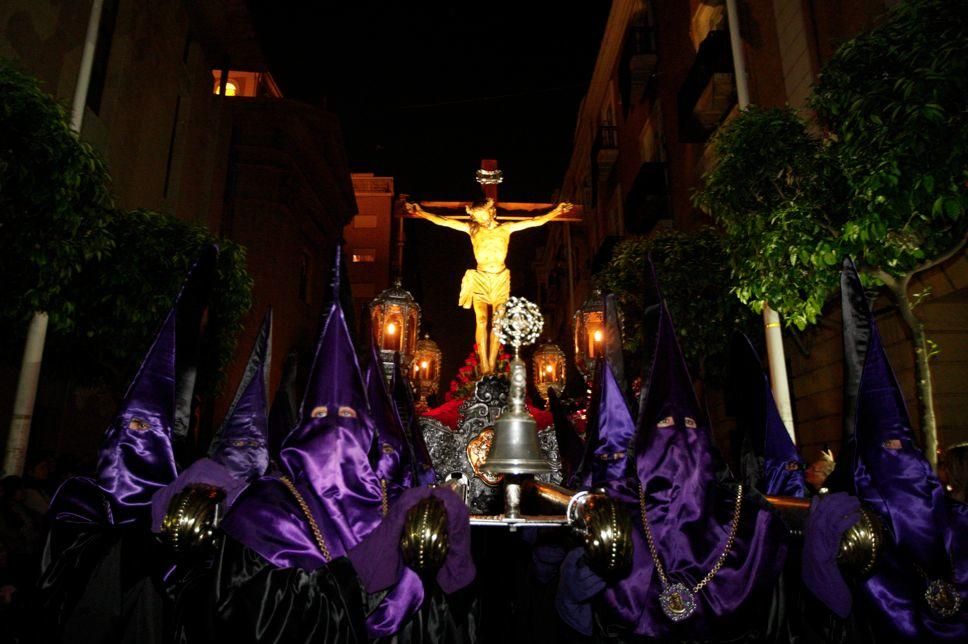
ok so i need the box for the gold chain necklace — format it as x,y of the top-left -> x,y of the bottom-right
280,476 -> 333,562
638,483 -> 743,622
381,478 -> 389,517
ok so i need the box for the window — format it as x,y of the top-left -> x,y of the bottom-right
212,71 -> 283,98
351,249 -> 376,263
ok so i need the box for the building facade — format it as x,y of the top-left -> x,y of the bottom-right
345,173 -> 396,321
1,0 -> 357,458
540,0 -> 967,460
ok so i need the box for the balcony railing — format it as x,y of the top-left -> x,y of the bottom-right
352,176 -> 394,194
592,124 -> 620,178
677,29 -> 736,143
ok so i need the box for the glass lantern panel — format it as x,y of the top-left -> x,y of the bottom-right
371,308 -> 383,343
407,310 -> 419,355
384,314 -> 403,352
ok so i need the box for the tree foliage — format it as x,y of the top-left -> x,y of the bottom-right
0,58 -> 114,331
694,0 -> 968,465
693,106 -> 846,329
695,0 -> 967,330
65,210 -> 253,395
595,227 -> 758,381
0,59 -> 253,395
811,0 -> 967,279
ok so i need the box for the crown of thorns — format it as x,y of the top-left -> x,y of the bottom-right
475,169 -> 504,185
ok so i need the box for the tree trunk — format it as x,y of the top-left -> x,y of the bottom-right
881,273 -> 939,470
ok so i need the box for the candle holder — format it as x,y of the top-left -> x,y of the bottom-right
412,334 -> 442,409
573,289 -> 606,383
532,341 -> 566,403
369,279 -> 420,381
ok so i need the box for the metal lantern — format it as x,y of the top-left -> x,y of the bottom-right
369,279 -> 421,380
412,334 -> 442,408
573,289 -> 606,380
532,342 -> 566,402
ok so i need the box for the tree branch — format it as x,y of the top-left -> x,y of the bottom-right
910,231 -> 968,277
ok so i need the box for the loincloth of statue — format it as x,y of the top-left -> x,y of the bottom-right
458,268 -> 510,309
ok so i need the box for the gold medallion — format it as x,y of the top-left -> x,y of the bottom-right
467,428 -> 504,486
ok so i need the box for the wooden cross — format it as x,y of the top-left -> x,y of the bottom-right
399,159 -> 583,222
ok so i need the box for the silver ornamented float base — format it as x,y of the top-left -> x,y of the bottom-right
420,375 -> 560,515
659,582 -> 698,622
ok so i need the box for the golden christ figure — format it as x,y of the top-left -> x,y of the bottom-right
405,197 -> 573,374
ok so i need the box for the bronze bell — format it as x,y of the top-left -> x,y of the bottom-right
482,409 -> 552,475
481,357 -> 551,476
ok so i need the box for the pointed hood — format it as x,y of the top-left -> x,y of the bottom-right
598,260 -> 785,639
839,259 -> 964,639
548,387 -> 584,488
208,310 -> 271,481
730,334 -> 806,497
365,338 -> 413,500
578,358 -> 636,488
294,246 -> 369,428
604,293 -> 628,398
634,296 -> 719,505
390,353 -> 437,486
94,246 -> 217,525
269,245 -> 383,556
267,350 -> 300,459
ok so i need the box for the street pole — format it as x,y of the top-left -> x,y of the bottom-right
3,0 -> 105,476
725,0 -> 796,440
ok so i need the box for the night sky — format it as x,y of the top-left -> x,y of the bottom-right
250,1 -> 611,386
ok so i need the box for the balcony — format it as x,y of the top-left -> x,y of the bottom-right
593,124 -> 619,172
677,30 -> 736,143
624,25 -> 658,105
351,174 -> 394,195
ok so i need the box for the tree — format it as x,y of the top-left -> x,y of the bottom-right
695,0 -> 968,468
595,227 -> 758,383
0,58 -> 115,332
64,209 -> 253,397
1,58 -> 253,403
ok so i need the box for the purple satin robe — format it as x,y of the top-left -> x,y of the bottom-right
595,296 -> 786,639
839,259 -> 966,640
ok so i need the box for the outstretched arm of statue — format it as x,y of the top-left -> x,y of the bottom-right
504,202 -> 574,232
405,202 -> 469,232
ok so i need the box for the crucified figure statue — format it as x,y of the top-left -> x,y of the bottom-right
405,198 -> 573,374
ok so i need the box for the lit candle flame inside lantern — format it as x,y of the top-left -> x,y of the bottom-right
532,341 -> 566,402
593,329 -> 603,343
384,321 -> 401,352
412,334 -> 442,407
369,281 -> 422,380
